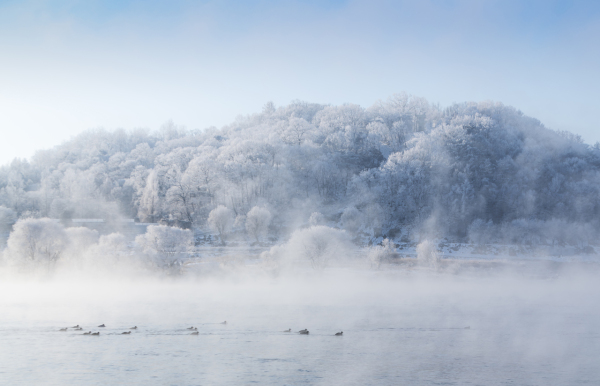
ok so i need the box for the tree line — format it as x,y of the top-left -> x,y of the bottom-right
1,93 -> 600,245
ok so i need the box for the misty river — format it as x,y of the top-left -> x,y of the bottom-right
1,268 -> 599,385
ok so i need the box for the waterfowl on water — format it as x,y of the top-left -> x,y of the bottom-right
187,327 -> 197,330
71,325 -> 79,328
59,328 -> 68,331
335,331 -> 343,336
190,331 -> 199,335
83,331 -> 92,335
298,329 -> 308,333
299,330 -> 309,335
130,326 -> 137,329
91,332 -> 100,335
221,321 -> 227,324
98,324 -> 105,328
74,327 -> 83,330
121,331 -> 131,335
283,329 -> 291,332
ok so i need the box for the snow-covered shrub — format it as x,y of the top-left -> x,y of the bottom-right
86,233 -> 132,270
207,205 -> 235,238
245,206 -> 272,242
263,225 -> 353,270
135,225 -> 193,272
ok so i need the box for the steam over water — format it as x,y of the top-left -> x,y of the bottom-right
2,90 -> 600,384
1,267 -> 599,385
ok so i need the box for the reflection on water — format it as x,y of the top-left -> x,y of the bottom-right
0,269 -> 599,385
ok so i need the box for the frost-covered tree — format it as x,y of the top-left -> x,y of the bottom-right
1,95 -> 599,246
138,170 -> 161,222
135,225 -> 193,272
245,206 -> 272,242
207,205 -> 235,238
86,233 -> 132,270
6,218 -> 68,266
281,117 -> 314,145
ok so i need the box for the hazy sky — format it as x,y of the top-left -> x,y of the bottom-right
1,0 -> 599,166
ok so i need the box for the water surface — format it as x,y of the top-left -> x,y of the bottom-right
1,269 -> 598,385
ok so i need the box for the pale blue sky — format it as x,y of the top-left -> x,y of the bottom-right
1,0 -> 599,165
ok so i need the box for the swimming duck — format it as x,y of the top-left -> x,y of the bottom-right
74,327 -> 83,331
283,329 -> 291,332
59,328 -> 68,331
335,331 -> 343,336
91,332 -> 100,335
298,329 -> 308,333
121,331 -> 131,335
130,326 -> 137,329
300,330 -> 309,335
221,321 -> 227,324
187,327 -> 197,330
83,331 -> 92,335
71,325 -> 79,328
98,324 -> 105,328
190,331 -> 199,335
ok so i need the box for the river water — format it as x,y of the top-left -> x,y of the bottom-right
1,267 -> 599,385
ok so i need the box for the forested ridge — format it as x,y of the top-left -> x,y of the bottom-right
2,93 -> 600,245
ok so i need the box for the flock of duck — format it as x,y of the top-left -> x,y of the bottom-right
58,323 -> 343,336
58,324 -> 142,335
